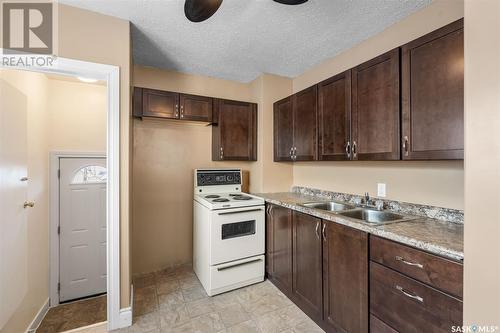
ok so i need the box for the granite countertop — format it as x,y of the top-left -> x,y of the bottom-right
255,192 -> 464,262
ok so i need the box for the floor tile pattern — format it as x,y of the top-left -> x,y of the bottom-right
36,295 -> 106,333
120,265 -> 324,333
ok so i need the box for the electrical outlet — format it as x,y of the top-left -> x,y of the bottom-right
377,183 -> 386,197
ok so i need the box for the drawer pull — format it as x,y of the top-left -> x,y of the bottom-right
395,256 -> 424,269
396,285 -> 424,303
217,258 -> 262,271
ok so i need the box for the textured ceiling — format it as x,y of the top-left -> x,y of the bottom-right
59,0 -> 432,82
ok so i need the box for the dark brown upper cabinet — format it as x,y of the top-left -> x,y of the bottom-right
292,211 -> 323,322
179,93 -> 213,122
273,96 -> 294,161
212,98 -> 257,161
293,86 -> 318,161
318,70 -> 352,161
402,19 -> 464,160
351,48 -> 400,160
134,87 -> 213,122
142,88 -> 180,119
273,86 -> 318,162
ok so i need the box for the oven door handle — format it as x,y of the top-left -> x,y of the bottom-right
218,208 -> 263,215
217,258 -> 263,271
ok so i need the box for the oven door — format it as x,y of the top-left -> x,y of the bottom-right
210,205 -> 265,265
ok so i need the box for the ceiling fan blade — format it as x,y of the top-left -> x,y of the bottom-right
184,0 -> 223,23
273,0 -> 309,4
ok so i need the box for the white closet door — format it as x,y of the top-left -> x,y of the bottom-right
0,79 -> 28,329
59,157 -> 106,302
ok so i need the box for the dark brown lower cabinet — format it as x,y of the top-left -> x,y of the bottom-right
370,262 -> 463,333
265,205 -> 464,333
323,222 -> 369,333
370,315 -> 398,333
292,212 -> 323,322
266,204 -> 293,295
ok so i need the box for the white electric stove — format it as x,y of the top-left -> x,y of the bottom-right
193,169 -> 265,296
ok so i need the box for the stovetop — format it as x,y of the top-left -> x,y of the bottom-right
194,192 -> 264,210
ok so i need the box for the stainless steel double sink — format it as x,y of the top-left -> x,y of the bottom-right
301,201 -> 415,225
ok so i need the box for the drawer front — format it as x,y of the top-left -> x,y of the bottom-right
370,236 -> 463,298
370,315 -> 398,333
370,262 -> 462,333
209,255 -> 264,295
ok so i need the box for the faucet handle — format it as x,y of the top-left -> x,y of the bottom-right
375,200 -> 384,211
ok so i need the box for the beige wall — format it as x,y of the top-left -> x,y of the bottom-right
56,4 -> 132,307
0,70 -> 106,333
464,0 -> 500,326
132,66 -> 293,274
47,79 -> 107,152
291,0 -> 465,210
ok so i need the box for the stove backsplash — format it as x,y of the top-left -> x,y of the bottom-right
292,186 -> 464,224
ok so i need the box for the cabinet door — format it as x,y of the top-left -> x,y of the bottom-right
323,222 -> 368,333
292,212 -> 323,322
268,205 -> 293,296
212,99 -> 257,161
318,71 -> 351,161
293,86 -> 318,161
352,49 -> 400,160
402,19 -> 464,160
180,93 -> 213,122
274,97 -> 294,161
142,88 -> 179,119
133,87 -> 143,117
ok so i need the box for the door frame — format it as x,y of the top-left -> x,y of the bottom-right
1,54 -> 125,330
49,152 -> 106,306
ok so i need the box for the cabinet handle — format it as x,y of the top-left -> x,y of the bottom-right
396,285 -> 424,303
403,136 -> 409,156
352,141 -> 357,159
289,147 -> 293,159
322,223 -> 326,241
175,104 -> 179,117
293,147 -> 297,161
315,221 -> 320,240
20,177 -> 28,182
345,141 -> 351,159
220,147 -> 224,160
180,105 -> 184,118
395,256 -> 424,269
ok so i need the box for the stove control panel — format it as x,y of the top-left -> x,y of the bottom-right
196,169 -> 241,186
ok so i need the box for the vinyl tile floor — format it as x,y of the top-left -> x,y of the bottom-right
36,295 -> 106,333
118,265 -> 325,333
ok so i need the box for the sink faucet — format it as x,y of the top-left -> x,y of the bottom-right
361,192 -> 384,211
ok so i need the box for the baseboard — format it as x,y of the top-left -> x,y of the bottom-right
118,306 -> 132,329
61,321 -> 106,333
26,298 -> 49,333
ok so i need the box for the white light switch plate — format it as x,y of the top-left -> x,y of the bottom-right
377,183 -> 386,197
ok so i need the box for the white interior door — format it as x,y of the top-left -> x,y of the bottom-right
0,79 -> 28,329
59,157 -> 107,302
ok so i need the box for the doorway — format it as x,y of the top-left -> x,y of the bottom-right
0,55 -> 125,331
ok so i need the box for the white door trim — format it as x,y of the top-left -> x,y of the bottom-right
1,53 -> 126,330
49,152 -> 106,306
